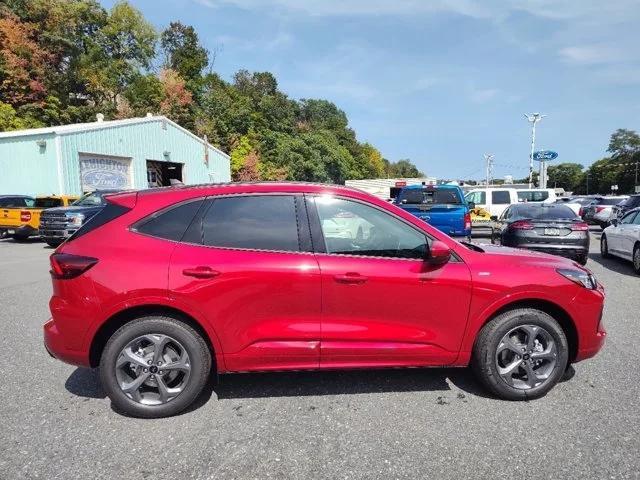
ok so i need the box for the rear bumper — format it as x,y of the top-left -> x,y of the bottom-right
43,318 -> 91,367
0,224 -> 37,237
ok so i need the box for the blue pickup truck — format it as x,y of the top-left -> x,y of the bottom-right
395,184 -> 472,238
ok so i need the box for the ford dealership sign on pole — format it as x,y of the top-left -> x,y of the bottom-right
533,150 -> 558,189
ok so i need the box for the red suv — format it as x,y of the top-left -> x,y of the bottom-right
44,183 -> 606,418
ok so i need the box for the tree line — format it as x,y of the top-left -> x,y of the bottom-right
545,129 -> 640,195
0,0 -> 423,183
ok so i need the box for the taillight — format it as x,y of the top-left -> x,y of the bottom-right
571,222 -> 589,231
578,207 -> 584,216
50,253 -> 98,279
20,210 -> 31,222
464,212 -> 471,230
510,220 -> 534,230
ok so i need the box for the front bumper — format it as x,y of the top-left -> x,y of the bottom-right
571,285 -> 606,362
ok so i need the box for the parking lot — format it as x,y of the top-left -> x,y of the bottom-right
1,229 -> 639,480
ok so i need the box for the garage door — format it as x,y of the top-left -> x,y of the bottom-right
79,154 -> 132,191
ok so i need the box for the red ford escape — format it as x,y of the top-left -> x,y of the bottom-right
44,183 -> 606,418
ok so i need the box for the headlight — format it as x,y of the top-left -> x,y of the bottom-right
557,268 -> 597,289
65,212 -> 85,227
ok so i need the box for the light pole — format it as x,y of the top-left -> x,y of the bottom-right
484,153 -> 494,187
524,113 -> 546,189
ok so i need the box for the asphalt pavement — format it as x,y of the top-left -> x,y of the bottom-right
1,230 -> 639,480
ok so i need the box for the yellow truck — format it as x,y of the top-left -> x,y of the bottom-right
0,195 -> 78,241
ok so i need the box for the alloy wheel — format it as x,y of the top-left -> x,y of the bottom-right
495,324 -> 558,390
115,334 -> 191,405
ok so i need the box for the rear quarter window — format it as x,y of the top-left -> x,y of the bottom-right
134,199 -> 205,242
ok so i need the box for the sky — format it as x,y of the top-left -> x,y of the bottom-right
103,0 -> 640,181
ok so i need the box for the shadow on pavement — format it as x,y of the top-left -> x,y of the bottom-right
588,252 -> 638,278
65,366 -> 492,407
214,367 -> 490,400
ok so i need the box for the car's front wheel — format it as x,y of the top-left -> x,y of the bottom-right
472,308 -> 569,400
99,316 -> 212,418
633,244 -> 640,275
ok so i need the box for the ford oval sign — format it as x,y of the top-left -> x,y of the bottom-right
533,150 -> 558,161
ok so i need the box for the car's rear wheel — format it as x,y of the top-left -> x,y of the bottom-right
576,254 -> 588,266
12,234 -> 29,242
45,240 -> 62,248
99,316 -> 211,418
600,234 -> 611,258
472,308 -> 569,400
633,244 -> 640,275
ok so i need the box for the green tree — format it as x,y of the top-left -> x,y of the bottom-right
384,159 -> 424,178
546,162 -> 584,191
160,22 -> 208,82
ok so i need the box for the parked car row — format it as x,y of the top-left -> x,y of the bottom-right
0,190 -> 121,246
601,207 -> 640,274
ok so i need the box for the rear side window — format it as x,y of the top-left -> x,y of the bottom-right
518,190 -> 549,202
492,191 -> 511,205
201,195 -> 300,252
135,199 -> 204,241
465,191 -> 486,205
35,198 -> 62,208
0,197 -> 33,207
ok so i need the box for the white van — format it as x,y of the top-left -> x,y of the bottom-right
465,188 -> 516,218
465,188 -> 556,218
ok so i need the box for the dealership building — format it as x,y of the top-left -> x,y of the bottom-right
0,115 -> 231,196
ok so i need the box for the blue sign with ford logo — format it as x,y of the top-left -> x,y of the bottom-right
533,150 -> 558,161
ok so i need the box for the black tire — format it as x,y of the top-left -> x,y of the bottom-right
45,239 -> 62,248
633,243 -> 640,275
99,316 -> 211,418
576,255 -> 588,266
12,234 -> 29,242
600,234 -> 611,259
471,308 -> 569,400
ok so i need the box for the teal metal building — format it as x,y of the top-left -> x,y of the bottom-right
0,115 -> 230,196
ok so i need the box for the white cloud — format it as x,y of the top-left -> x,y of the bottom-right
559,45 -> 627,65
469,88 -> 499,104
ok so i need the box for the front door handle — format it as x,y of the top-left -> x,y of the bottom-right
334,273 -> 368,284
182,267 -> 221,279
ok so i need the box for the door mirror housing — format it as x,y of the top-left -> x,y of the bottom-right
426,240 -> 451,266
490,215 -> 498,221
467,201 -> 476,210
611,218 -> 618,226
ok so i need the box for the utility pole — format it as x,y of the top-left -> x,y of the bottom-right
484,153 -> 494,187
524,113 -> 546,189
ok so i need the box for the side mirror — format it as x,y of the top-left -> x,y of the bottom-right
467,201 -> 476,210
427,240 -> 451,266
490,215 -> 498,221
611,218 -> 618,226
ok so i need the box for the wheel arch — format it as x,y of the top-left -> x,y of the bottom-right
89,304 -> 220,369
476,299 -> 578,362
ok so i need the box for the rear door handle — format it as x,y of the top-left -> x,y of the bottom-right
182,267 -> 221,279
334,273 -> 368,284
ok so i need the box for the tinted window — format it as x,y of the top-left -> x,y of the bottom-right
315,197 -> 428,259
492,191 -> 511,205
137,199 -> 204,241
518,190 -> 549,202
512,205 -> 577,220
202,196 -> 300,252
35,198 -> 62,208
600,197 -> 626,205
0,197 -> 33,207
398,188 -> 462,205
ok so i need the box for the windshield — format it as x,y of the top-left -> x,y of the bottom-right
398,188 -> 462,205
72,192 -> 106,207
34,198 -> 62,208
512,205 -> 578,220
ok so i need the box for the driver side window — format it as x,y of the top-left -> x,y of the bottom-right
314,197 -> 428,259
